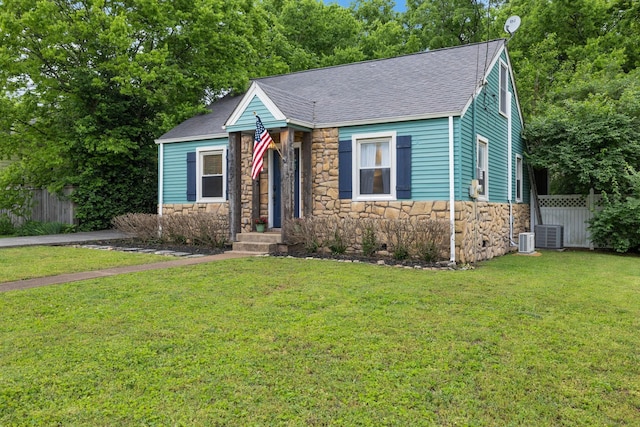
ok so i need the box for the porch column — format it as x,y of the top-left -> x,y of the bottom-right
228,131 -> 242,241
280,127 -> 295,242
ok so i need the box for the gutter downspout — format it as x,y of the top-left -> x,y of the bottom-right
449,115 -> 456,264
157,141 -> 164,237
507,91 -> 516,246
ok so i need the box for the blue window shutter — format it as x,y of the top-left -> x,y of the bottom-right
396,135 -> 412,199
186,151 -> 196,202
338,139 -> 352,199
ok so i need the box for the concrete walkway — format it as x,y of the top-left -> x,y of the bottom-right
0,229 -> 131,248
0,252 -> 250,292
0,230 -> 251,292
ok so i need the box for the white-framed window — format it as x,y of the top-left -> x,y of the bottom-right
353,131 -> 396,200
516,154 -> 523,202
477,136 -> 488,200
499,60 -> 508,117
197,147 -> 226,202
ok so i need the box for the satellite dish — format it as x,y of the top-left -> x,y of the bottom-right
504,16 -> 521,35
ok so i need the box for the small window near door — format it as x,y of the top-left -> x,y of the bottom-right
198,148 -> 226,202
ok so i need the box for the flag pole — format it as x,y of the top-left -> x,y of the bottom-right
253,111 -> 286,163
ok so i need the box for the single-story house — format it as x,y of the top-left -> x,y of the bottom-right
156,39 -> 529,263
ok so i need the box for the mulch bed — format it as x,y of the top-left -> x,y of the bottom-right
269,251 -> 460,270
70,239 -> 460,269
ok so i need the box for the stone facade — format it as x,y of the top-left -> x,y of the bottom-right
162,126 -> 530,263
162,203 -> 228,216
455,201 -> 530,263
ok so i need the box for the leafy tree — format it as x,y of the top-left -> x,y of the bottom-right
273,0 -> 362,69
0,0 -> 270,229
351,0 -> 421,59
405,0 -> 491,50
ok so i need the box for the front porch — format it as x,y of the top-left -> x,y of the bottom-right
228,127 -> 313,245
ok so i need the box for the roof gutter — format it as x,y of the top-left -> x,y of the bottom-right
155,133 -> 228,145
314,111 -> 462,129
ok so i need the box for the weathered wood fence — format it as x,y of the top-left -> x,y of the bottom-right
1,187 -> 76,225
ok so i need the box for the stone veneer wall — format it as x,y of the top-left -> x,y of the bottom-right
162,203 -> 228,216
455,202 -> 530,263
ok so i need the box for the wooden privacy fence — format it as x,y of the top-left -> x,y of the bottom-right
1,187 -> 76,225
534,191 -> 601,248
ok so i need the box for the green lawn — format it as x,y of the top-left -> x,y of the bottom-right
1,250 -> 639,426
0,246 -> 169,282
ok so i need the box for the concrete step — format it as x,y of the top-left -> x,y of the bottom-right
236,231 -> 282,244
232,231 -> 284,254
232,241 -> 277,254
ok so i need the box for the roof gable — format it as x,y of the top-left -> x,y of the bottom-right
225,82 -> 286,129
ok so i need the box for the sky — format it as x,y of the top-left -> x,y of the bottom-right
324,0 -> 407,12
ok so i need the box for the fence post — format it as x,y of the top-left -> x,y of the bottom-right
587,188 -> 595,250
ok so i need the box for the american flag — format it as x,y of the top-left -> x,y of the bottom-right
251,115 -> 273,180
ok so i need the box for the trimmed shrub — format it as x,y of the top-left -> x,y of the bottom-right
161,213 -> 229,248
326,217 -> 357,255
360,219 -> 378,257
413,219 -> 450,262
288,217 -> 449,262
112,213 -> 229,248
287,218 -> 323,253
379,219 -> 414,260
112,213 -> 160,242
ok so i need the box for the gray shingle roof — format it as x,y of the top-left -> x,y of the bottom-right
157,40 -> 505,142
157,94 -> 241,142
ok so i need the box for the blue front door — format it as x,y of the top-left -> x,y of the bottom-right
272,151 -> 282,228
272,149 -> 300,228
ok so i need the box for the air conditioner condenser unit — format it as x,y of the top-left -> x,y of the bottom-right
518,232 -> 535,254
534,225 -> 564,249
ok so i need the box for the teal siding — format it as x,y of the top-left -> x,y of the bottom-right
453,116 -> 464,200
339,119 -> 451,201
225,96 -> 287,132
459,106 -> 475,200
458,50 -> 527,204
161,138 -> 228,204
509,77 -> 529,203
